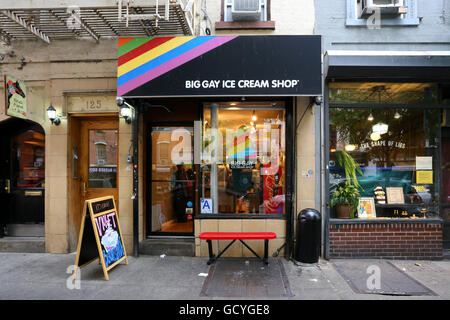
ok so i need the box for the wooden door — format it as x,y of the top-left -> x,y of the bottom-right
79,118 -> 119,209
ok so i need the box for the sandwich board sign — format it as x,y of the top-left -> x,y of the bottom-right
73,196 -> 128,280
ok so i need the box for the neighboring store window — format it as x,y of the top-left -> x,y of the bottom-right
12,130 -> 45,188
201,102 -> 285,215
328,82 -> 442,219
88,130 -> 117,188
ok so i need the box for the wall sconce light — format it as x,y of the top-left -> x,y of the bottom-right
314,96 -> 323,105
120,105 -> 132,124
116,96 -> 133,124
47,105 -> 60,125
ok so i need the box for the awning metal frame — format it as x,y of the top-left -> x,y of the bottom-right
1,10 -> 50,44
325,50 -> 450,81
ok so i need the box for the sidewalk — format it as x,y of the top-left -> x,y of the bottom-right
1,252 -> 450,300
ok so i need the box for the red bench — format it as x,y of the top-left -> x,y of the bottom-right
199,232 -> 277,265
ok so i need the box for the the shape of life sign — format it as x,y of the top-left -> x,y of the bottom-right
201,198 -> 213,214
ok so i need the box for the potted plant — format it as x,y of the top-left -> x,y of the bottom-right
330,183 -> 360,219
330,150 -> 363,218
335,150 -> 363,190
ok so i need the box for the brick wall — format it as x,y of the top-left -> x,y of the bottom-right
329,222 -> 443,260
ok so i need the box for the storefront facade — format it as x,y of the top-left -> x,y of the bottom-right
0,0 -> 198,253
118,35 -> 322,258
0,0 -> 320,257
0,39 -> 131,253
314,0 -> 450,259
323,52 -> 450,259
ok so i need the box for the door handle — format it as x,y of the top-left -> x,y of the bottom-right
81,181 -> 86,197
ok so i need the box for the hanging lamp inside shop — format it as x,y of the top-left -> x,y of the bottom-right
372,122 -> 389,135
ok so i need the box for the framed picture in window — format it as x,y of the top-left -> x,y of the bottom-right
386,187 -> 405,204
357,197 -> 376,219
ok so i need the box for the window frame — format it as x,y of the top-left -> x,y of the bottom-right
216,0 -> 275,30
346,0 -> 420,27
94,141 -> 107,165
196,100 -> 293,220
325,82 -> 448,223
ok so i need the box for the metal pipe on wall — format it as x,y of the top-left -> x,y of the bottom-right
210,103 -> 219,214
132,106 -> 139,257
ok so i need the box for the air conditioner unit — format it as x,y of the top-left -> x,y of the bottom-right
231,0 -> 261,21
359,0 -> 408,18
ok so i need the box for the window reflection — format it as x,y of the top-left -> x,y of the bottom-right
202,103 -> 286,215
13,130 -> 45,188
329,107 -> 441,219
88,130 -> 117,188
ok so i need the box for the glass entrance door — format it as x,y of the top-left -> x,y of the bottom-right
149,126 -> 196,235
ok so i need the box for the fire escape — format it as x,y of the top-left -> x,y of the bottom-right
0,0 -> 196,45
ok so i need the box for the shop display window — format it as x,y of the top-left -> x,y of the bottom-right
201,102 -> 286,215
328,83 -> 443,219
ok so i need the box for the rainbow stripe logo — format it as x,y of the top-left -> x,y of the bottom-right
117,36 -> 237,97
227,130 -> 257,160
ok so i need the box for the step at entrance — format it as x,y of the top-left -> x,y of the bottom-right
139,238 -> 195,256
0,237 -> 45,253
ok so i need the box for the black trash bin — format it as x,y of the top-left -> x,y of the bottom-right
295,208 -> 321,263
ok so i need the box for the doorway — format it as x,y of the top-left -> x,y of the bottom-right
0,118 -> 45,237
148,124 -> 198,236
68,115 -> 119,250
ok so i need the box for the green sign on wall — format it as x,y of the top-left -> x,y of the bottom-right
5,75 -> 27,119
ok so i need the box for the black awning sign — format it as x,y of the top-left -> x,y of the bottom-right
117,35 -> 322,97
184,79 -> 301,90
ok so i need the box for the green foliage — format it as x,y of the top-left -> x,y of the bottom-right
335,150 -> 363,190
330,183 -> 360,214
331,151 -> 363,218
